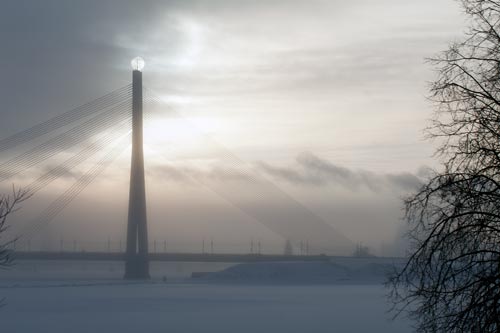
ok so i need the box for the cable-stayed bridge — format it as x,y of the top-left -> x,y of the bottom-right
0,58 -> 353,279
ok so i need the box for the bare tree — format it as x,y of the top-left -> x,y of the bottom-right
388,1 -> 500,332
0,188 -> 30,269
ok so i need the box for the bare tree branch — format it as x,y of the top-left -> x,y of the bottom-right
0,187 -> 31,268
389,1 -> 500,332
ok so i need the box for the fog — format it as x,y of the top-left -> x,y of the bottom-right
0,0 -> 464,256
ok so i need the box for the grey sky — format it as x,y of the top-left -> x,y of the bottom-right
0,0 -> 466,254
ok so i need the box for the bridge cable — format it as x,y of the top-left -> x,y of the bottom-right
27,118 -> 132,194
20,132 -> 132,240
0,84 -> 132,152
142,90 -> 353,254
0,100 -> 132,182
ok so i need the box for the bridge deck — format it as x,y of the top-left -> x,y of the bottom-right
13,251 -> 334,263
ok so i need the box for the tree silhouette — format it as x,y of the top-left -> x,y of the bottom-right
389,1 -> 500,331
0,188 -> 29,268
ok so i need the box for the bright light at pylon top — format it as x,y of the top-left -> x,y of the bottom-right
131,57 -> 145,71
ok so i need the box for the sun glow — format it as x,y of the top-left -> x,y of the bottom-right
143,114 -> 223,159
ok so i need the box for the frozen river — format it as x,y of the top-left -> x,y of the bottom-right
0,260 -> 412,332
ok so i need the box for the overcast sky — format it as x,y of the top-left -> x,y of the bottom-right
0,0 -> 466,255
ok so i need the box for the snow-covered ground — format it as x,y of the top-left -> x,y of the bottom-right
196,260 -> 398,285
0,260 -> 412,332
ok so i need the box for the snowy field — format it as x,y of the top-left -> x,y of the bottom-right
0,260 -> 412,333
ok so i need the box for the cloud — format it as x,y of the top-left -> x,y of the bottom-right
256,151 -> 423,192
149,163 -> 253,184
148,151 -> 423,193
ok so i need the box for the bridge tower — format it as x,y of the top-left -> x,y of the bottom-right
124,57 -> 150,279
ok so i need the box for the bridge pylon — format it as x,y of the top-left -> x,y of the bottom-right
124,57 -> 150,279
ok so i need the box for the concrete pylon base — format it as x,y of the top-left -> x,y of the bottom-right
124,255 -> 150,280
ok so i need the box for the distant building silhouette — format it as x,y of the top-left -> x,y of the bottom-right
284,239 -> 293,255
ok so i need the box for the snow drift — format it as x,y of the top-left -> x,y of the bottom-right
193,260 -> 400,284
